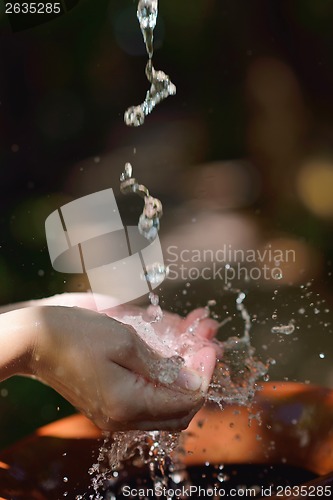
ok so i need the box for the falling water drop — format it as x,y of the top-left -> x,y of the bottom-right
144,263 -> 169,284
149,292 -> 159,306
124,0 -> 176,126
137,0 -> 158,56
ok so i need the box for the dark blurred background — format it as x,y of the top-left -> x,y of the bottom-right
0,0 -> 333,447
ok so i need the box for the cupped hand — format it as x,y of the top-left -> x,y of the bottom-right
1,293 -> 219,431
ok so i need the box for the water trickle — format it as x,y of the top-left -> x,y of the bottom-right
124,0 -> 176,126
120,162 -> 169,290
147,292 -> 164,321
87,5 -> 269,491
235,290 -> 252,340
120,162 -> 163,242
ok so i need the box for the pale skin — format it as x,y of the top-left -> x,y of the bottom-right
0,293 -> 218,432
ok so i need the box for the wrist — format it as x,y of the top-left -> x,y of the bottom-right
0,307 -> 40,380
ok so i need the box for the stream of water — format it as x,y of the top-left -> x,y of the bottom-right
79,2 -> 270,498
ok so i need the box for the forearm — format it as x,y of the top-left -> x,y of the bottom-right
0,308 -> 38,381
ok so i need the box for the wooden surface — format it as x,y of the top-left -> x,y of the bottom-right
0,382 -> 333,499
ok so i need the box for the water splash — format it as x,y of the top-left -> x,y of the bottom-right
207,291 -> 267,408
88,433 -> 111,500
86,294 -> 269,498
124,0 -> 176,126
207,336 -> 267,408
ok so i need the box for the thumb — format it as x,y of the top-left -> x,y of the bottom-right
108,320 -> 204,393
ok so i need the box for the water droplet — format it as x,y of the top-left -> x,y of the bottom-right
236,292 -> 246,304
144,263 -> 169,284
124,106 -> 145,127
205,299 -> 216,309
319,353 -> 325,359
63,477 -> 68,483
147,304 -> 163,322
152,355 -> 184,385
149,292 -> 159,306
271,323 -> 295,335
137,0 -> 158,30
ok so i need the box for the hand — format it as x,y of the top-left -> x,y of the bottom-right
0,293 -> 218,432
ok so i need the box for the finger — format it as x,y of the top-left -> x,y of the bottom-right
186,346 -> 217,392
182,308 -> 219,340
182,308 -> 207,331
194,318 -> 220,340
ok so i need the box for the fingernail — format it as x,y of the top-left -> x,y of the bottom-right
175,368 -> 202,391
